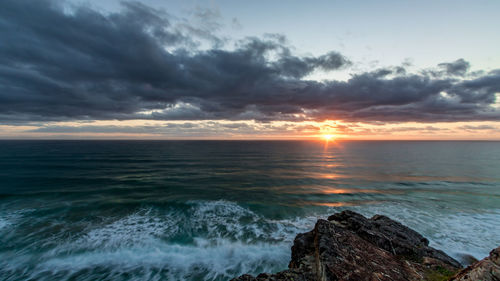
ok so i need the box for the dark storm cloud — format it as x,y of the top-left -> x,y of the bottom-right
0,0 -> 499,124
438,59 -> 471,76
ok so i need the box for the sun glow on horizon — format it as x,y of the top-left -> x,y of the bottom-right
322,134 -> 335,141
0,119 -> 499,140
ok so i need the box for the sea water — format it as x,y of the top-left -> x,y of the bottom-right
0,140 -> 499,280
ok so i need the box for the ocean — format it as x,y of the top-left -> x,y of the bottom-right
0,140 -> 499,280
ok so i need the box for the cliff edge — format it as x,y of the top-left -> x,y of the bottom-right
233,210 -> 498,281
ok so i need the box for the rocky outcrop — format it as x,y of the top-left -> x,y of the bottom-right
327,211 -> 462,268
449,246 -> 500,281
232,210 -> 462,281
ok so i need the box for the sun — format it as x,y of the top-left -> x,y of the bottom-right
322,134 -> 334,141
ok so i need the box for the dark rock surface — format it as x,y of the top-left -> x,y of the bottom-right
456,254 -> 479,266
449,246 -> 500,281
327,210 -> 462,268
232,210 -> 462,281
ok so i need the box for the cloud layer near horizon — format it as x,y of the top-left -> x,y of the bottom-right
1,0 -> 499,125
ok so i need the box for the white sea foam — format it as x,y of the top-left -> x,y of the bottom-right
186,200 -> 316,242
2,200 -> 499,280
0,209 -> 28,232
4,201 -> 312,281
74,208 -> 182,250
39,238 -> 289,281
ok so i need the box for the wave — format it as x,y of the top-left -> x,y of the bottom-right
1,200 -> 499,280
0,201 -> 317,281
35,238 -> 289,281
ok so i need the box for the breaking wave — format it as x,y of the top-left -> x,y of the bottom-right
1,200 -> 499,281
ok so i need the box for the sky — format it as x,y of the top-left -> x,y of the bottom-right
0,0 -> 499,139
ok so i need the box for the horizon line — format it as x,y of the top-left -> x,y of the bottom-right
1,138 -> 499,142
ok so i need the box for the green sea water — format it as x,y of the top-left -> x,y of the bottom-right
0,140 -> 499,280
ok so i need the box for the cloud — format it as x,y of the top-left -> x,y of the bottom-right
231,18 -> 243,30
438,59 -> 471,76
0,0 -> 499,125
458,125 -> 498,131
25,121 -> 315,137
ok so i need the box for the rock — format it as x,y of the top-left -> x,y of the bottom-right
449,246 -> 500,281
456,253 -> 479,266
327,210 -> 462,268
232,210 -> 462,281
